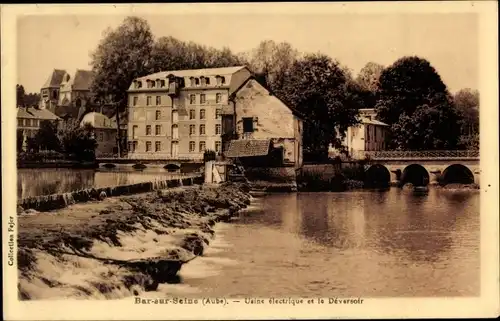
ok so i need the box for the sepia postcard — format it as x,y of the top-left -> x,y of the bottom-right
2,2 -> 499,320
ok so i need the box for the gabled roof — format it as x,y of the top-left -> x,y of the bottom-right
60,69 -> 94,91
17,107 -> 60,121
42,69 -> 67,89
230,76 -> 305,120
72,70 -> 94,91
54,105 -> 80,119
225,139 -> 271,158
130,66 -> 250,95
361,118 -> 389,126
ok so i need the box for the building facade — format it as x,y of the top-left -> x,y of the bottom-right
226,78 -> 304,169
330,108 -> 390,159
17,107 -> 61,150
80,112 -> 117,157
126,66 -> 252,160
126,66 -> 304,168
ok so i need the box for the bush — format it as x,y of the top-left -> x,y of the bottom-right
17,151 -> 66,162
297,170 -> 333,191
341,164 -> 365,181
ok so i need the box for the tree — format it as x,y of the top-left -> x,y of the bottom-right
391,101 -> 460,150
344,65 -> 377,109
356,62 -> 384,92
26,136 -> 38,153
16,84 -> 25,107
454,88 -> 479,136
458,133 -> 479,150
278,54 -> 359,158
24,93 -> 41,107
90,16 -> 154,156
16,84 -> 41,108
17,129 -> 25,152
375,56 -> 461,150
244,40 -> 300,94
34,120 -> 61,151
60,122 -> 97,161
150,36 -> 243,72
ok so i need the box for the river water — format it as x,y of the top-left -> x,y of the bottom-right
17,168 -> 480,298
156,188 -> 479,298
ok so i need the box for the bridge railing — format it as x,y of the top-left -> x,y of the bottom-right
97,153 -> 204,161
352,150 -> 479,160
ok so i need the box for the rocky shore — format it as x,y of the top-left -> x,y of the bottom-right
17,182 -> 251,300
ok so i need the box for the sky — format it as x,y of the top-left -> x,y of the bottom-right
17,12 -> 478,94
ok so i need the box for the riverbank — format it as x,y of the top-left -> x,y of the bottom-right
18,175 -> 204,212
17,182 -> 251,300
17,161 -> 98,169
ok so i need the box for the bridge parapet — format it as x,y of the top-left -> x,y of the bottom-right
353,150 -> 479,161
97,154 -> 204,163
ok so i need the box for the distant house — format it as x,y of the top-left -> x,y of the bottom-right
80,112 -> 117,157
330,108 -> 390,159
17,106 -> 61,151
39,69 -> 100,121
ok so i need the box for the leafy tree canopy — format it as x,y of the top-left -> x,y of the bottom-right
16,84 -> 25,107
90,16 -> 154,108
454,88 -> 479,136
59,122 -> 98,161
278,54 -> 360,155
34,120 -> 61,152
356,62 -> 384,92
150,36 -> 244,73
375,56 -> 461,150
90,16 -> 154,154
243,40 -> 300,94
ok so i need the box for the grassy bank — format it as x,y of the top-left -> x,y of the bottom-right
18,182 -> 251,300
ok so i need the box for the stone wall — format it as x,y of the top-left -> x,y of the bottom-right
18,175 -> 204,213
244,166 -> 297,183
302,164 -> 338,180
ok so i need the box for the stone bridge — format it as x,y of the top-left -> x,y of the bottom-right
355,150 -> 480,186
96,155 -> 204,171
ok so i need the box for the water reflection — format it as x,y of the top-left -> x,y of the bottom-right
17,168 -> 182,199
181,188 -> 479,297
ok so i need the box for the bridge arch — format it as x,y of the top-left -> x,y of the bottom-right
440,164 -> 475,185
164,163 -> 181,172
365,164 -> 391,188
401,164 -> 430,187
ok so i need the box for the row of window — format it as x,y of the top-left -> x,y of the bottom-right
18,119 -> 41,127
132,93 -> 225,106
129,141 -> 222,153
131,124 -> 222,136
187,140 -> 221,153
189,108 -> 222,120
133,76 -> 226,89
189,93 -> 224,105
134,109 -> 222,121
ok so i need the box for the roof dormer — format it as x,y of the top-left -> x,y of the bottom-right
215,75 -> 226,85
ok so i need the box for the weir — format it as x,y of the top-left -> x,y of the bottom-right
17,183 -> 252,300
17,174 -> 204,213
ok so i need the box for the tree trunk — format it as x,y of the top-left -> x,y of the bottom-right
115,107 -> 122,157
